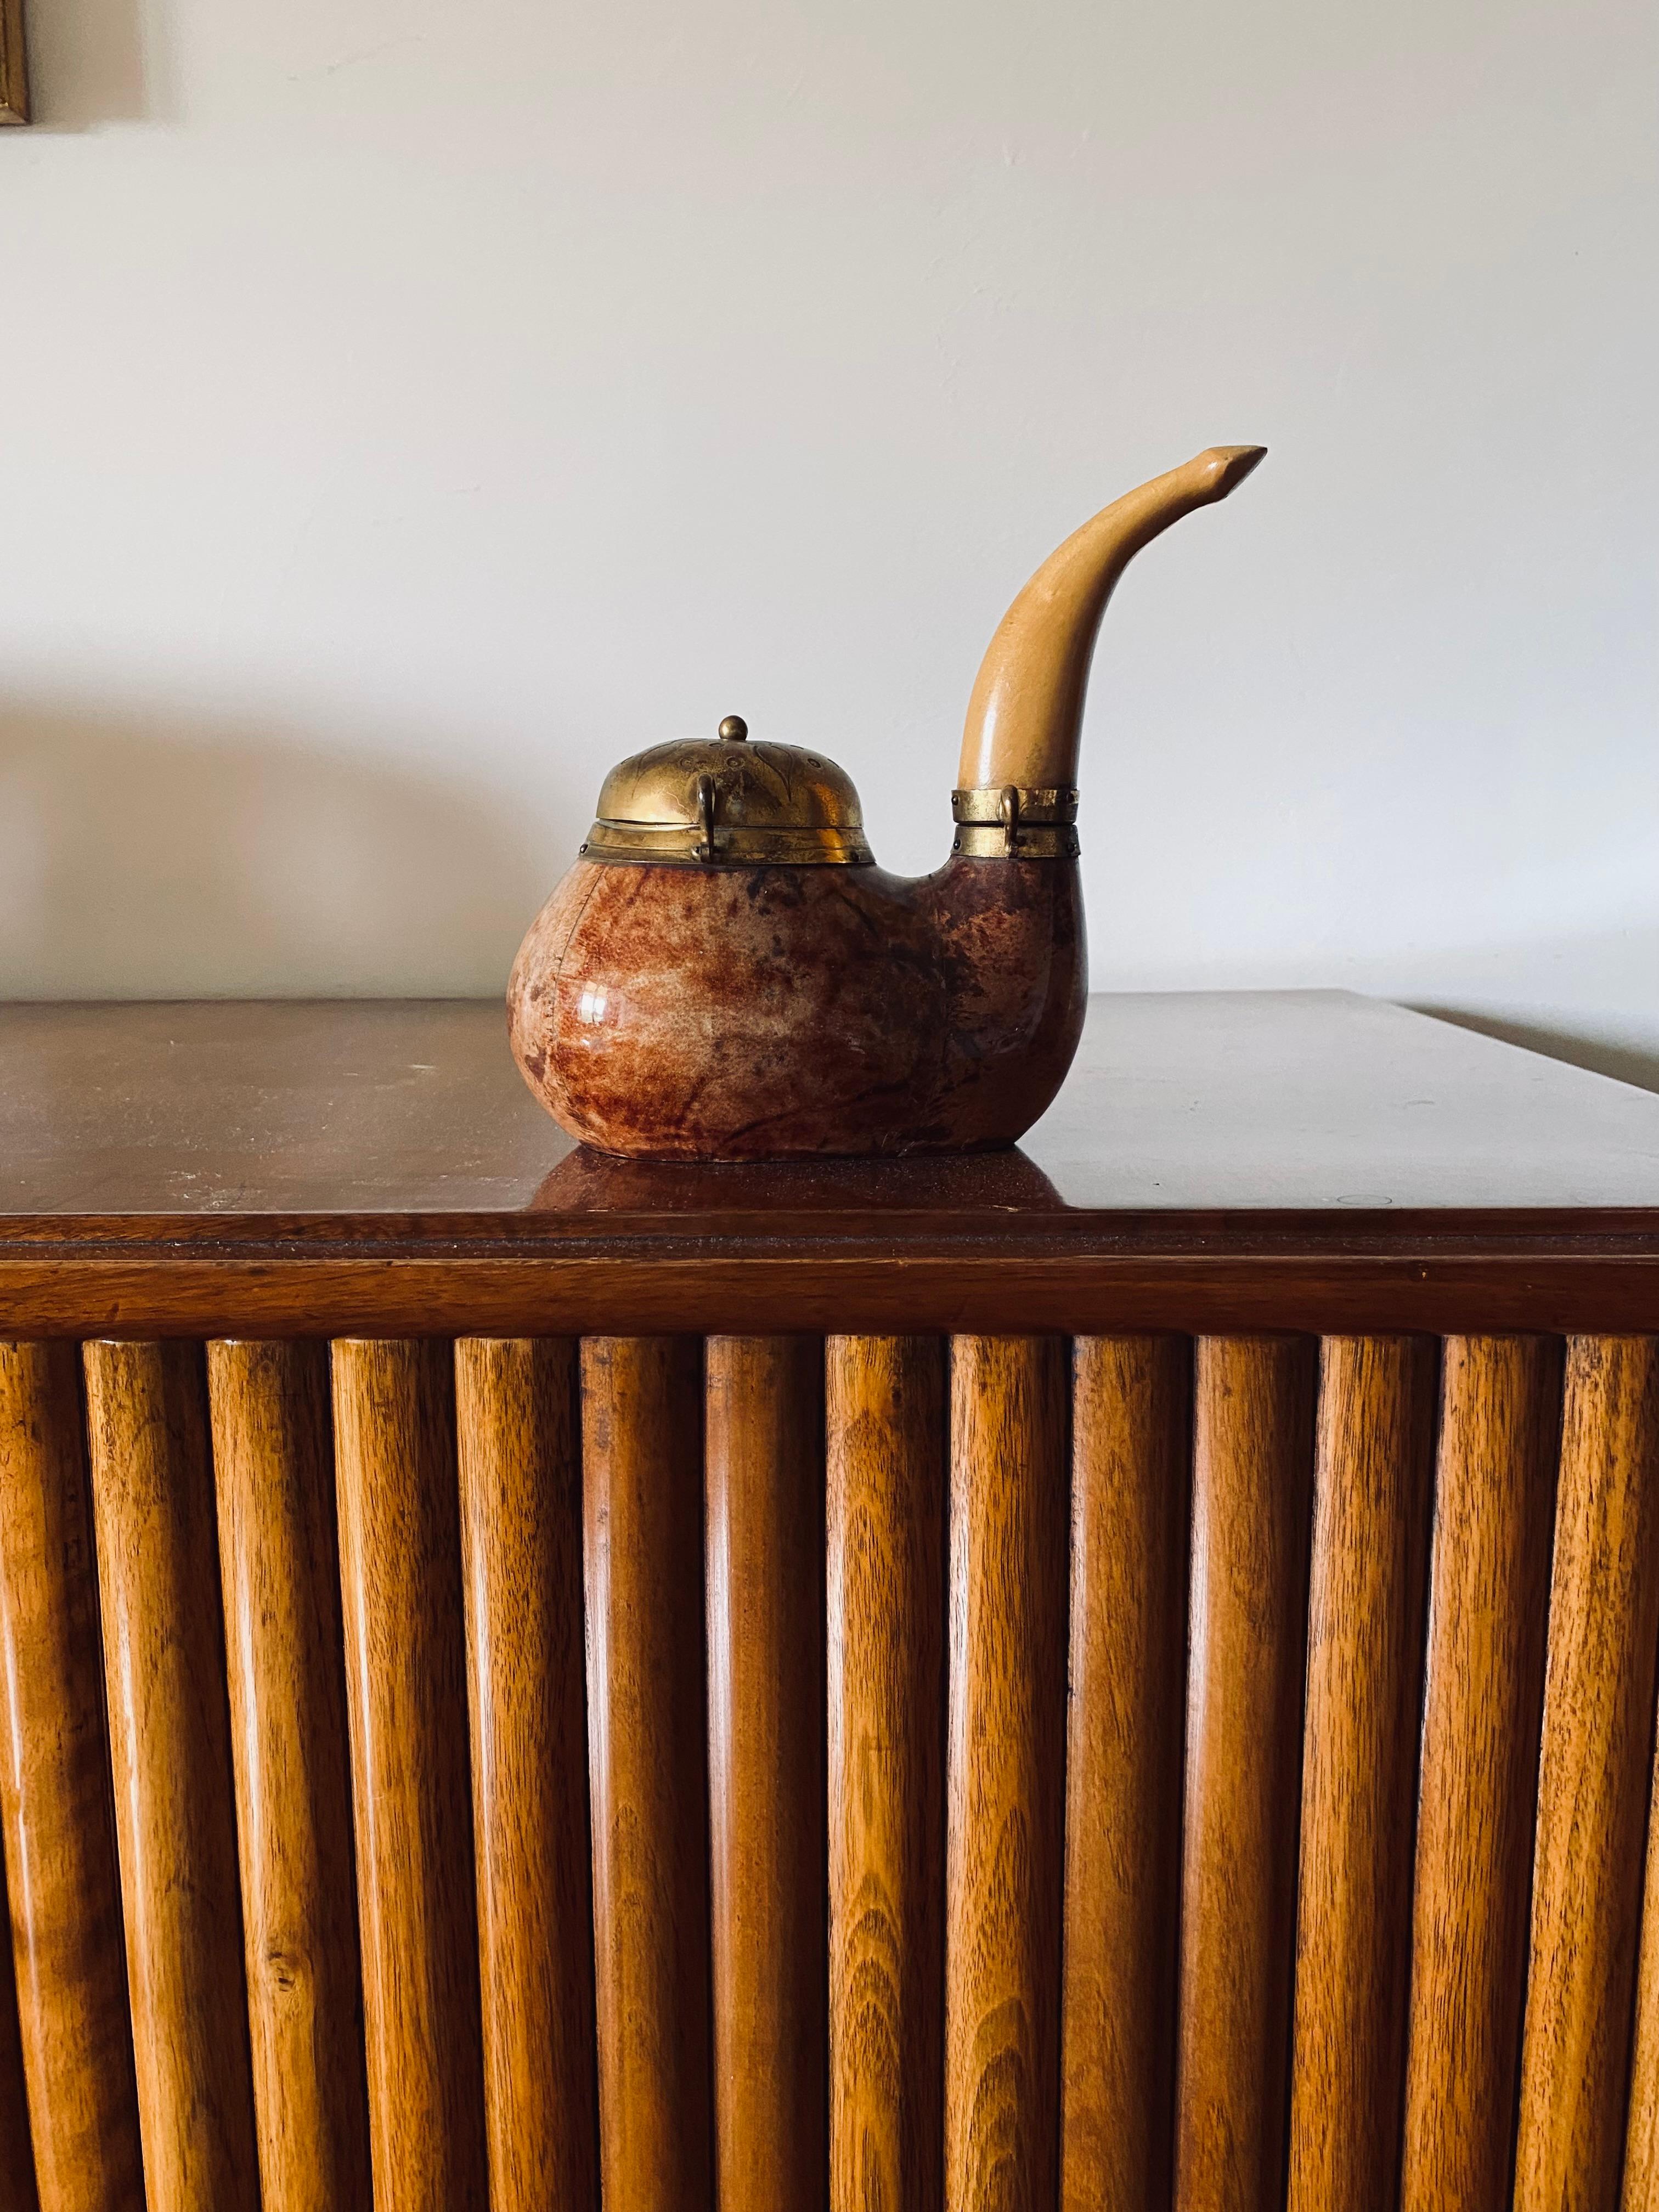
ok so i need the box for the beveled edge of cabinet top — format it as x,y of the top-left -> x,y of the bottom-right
4,985 -> 1658,1336
1,994 -> 1656,1268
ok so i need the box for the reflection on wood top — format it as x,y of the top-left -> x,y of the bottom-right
1,992 -> 1655,1245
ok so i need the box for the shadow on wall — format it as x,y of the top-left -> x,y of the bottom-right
0,700 -> 555,998
1415,1004 -> 1659,1102
5,698 -> 1657,1104
15,0 -> 149,129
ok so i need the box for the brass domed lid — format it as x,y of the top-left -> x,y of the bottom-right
580,716 -> 873,868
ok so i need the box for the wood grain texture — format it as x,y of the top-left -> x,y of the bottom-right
1285,1337 -> 1437,2212
206,1339 -> 370,2212
331,1339 -> 488,2212
9,1252 -> 1659,1343
0,1822 -> 40,2212
82,1341 -> 259,2212
455,1338 -> 599,2212
946,1336 -> 1070,2212
705,1336 -> 830,2212
1622,1570 -> 1659,2207
1061,1336 -> 1192,2212
8,993 -> 1659,1223
1398,1336 -> 1562,2212
826,1336 -> 946,2212
581,1338 -> 714,2212
1512,1336 -> 1659,2209
1173,1335 -> 1316,2212
0,1341 -> 143,2212
8,996 -> 1659,1340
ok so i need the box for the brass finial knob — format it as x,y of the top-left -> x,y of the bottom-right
718,715 -> 748,743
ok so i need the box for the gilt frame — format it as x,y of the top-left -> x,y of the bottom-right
1,0 -> 29,125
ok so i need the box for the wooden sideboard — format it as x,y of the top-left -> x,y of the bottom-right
1,990 -> 1657,2212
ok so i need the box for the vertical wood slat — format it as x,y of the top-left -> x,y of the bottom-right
207,1340 -> 371,2212
582,1338 -> 714,2212
1173,1335 -> 1317,2212
83,1341 -> 259,2212
1513,1337 -> 1659,2209
0,1342 -> 143,2212
1285,1336 -> 1438,2212
946,1336 -> 1070,2212
0,1823 -> 40,2212
1623,1455 -> 1659,2210
826,1336 -> 946,2212
1628,1819 -> 1659,2212
1061,1336 -> 1191,2212
332,1339 -> 488,2212
1399,1336 -> 1562,2212
706,1336 -> 829,2212
455,1339 -> 599,2212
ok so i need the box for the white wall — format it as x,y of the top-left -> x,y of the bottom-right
4,0 -> 1656,1085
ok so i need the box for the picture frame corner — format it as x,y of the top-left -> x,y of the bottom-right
0,0 -> 31,127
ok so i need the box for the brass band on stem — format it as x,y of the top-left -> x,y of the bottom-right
951,786 -> 1080,860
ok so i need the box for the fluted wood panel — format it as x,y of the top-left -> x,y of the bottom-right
455,1338 -> 599,2212
207,1340 -> 370,2212
1,1826 -> 40,2212
332,1339 -> 488,2212
706,1336 -> 830,2212
1286,1337 -> 1437,2212
946,1335 -> 1070,2212
1399,1336 -> 1562,2212
15,1317 -> 1659,2209
1061,1335 -> 1190,2212
82,1341 -> 259,2212
1513,1338 -> 1659,2209
0,1341 -> 143,2212
1174,1335 -> 1317,2212
826,1336 -> 946,2212
581,1338 -> 714,2212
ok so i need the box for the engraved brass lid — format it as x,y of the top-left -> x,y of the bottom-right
580,716 -> 873,867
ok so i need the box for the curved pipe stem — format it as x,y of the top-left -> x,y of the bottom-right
956,444 -> 1266,793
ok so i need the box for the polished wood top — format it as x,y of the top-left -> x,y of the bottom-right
1,992 -> 1655,1244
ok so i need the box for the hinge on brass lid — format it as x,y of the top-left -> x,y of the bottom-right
693,774 -> 718,863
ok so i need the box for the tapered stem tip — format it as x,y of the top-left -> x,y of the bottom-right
1197,444 -> 1268,499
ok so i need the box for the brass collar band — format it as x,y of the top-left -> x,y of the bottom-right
579,783 -> 1079,867
951,785 -> 1080,860
581,819 -> 874,867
